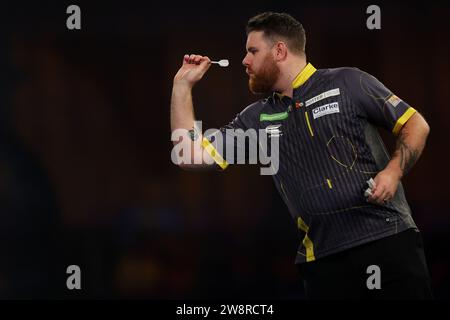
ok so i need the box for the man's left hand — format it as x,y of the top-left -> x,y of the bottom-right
368,168 -> 402,205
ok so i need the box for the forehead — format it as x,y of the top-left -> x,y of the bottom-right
246,31 -> 271,49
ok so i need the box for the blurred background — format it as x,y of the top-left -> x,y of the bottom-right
0,0 -> 449,299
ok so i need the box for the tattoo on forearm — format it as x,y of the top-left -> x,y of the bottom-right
396,134 -> 420,176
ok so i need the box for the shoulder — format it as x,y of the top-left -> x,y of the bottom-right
320,67 -> 382,91
241,99 -> 269,114
323,67 -> 366,82
238,99 -> 269,119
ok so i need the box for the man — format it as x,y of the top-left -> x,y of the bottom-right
170,12 -> 432,299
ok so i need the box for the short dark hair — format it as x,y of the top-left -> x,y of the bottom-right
246,12 -> 306,55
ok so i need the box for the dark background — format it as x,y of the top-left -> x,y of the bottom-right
0,0 -> 449,299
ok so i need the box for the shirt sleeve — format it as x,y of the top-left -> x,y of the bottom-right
346,68 -> 417,135
202,103 -> 260,170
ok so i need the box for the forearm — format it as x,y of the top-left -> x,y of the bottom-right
386,112 -> 430,178
170,83 -> 196,134
170,82 -> 214,168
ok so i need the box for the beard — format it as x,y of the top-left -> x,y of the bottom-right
248,54 -> 280,95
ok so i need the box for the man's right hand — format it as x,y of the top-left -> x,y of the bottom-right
173,54 -> 211,89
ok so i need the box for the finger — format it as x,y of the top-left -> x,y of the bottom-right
369,185 -> 384,204
199,56 -> 211,69
382,192 -> 393,203
378,190 -> 390,205
367,195 -> 381,205
202,56 -> 211,64
369,185 -> 382,200
378,189 -> 392,205
183,54 -> 189,64
370,185 -> 377,197
189,54 -> 196,64
193,55 -> 202,64
386,192 -> 393,201
370,195 -> 384,205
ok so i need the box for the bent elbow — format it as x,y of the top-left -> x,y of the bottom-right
424,121 -> 431,136
413,112 -> 430,137
176,155 -> 205,171
178,162 -> 194,171
419,116 -> 431,138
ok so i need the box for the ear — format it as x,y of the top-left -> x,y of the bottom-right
274,41 -> 288,61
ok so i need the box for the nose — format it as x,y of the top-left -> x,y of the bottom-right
242,53 -> 250,68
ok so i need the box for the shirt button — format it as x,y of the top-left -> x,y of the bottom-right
386,218 -> 390,222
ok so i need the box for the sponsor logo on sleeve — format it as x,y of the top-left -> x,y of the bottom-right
387,94 -> 402,107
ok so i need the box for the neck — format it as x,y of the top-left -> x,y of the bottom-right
277,58 -> 307,98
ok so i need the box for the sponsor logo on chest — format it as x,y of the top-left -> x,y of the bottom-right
312,102 -> 340,119
305,88 -> 340,107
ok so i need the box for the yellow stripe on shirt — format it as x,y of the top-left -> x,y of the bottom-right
392,107 -> 417,136
292,63 -> 317,89
297,216 -> 316,262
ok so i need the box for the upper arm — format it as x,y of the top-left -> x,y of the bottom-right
397,111 -> 430,137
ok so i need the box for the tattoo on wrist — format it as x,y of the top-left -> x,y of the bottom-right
188,127 -> 199,141
396,134 -> 419,176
